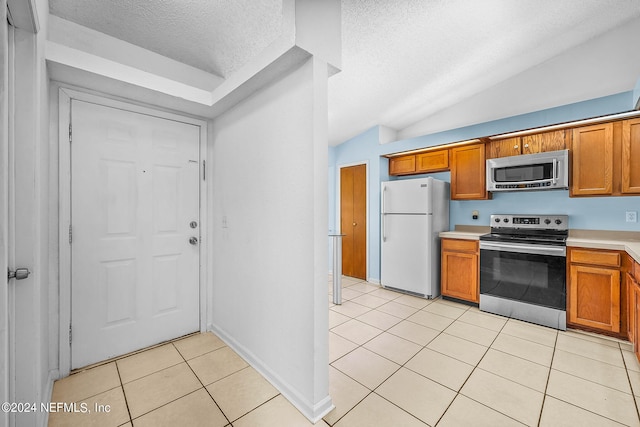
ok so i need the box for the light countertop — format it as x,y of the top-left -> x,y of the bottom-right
567,230 -> 640,264
439,226 -> 640,263
439,225 -> 488,241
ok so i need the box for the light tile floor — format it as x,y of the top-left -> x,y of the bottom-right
49,276 -> 640,426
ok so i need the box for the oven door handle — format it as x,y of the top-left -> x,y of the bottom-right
480,241 -> 566,257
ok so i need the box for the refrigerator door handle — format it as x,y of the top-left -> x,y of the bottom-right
382,185 -> 387,213
382,186 -> 387,241
382,213 -> 386,242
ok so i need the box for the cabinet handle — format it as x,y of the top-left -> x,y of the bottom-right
514,145 -> 519,149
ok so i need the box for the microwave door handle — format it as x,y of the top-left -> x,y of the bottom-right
552,158 -> 558,185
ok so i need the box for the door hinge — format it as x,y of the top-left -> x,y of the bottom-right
68,225 -> 72,244
69,324 -> 72,344
69,123 -> 72,143
203,160 -> 206,181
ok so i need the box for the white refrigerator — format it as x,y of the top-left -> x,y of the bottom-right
381,177 -> 450,298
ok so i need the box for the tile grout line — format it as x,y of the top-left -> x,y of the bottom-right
433,315 -> 533,427
109,339 -> 244,424
113,360 -> 134,426
331,279 -> 640,426
328,293 -> 473,425
327,289 -> 444,424
174,341 -> 233,426
619,343 -> 640,423
536,329 -> 559,426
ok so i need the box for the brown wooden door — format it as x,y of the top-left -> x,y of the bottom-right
340,164 -> 366,279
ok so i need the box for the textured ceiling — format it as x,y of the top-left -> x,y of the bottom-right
48,0 -> 640,145
48,0 -> 284,77
330,0 -> 640,144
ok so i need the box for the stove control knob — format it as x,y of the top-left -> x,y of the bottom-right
503,218 -> 509,223
544,219 -> 551,225
555,219 -> 562,225
494,218 -> 501,223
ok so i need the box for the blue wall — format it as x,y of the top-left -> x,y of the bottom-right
330,91 -> 640,282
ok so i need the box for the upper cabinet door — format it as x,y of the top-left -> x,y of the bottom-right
416,149 -> 449,172
389,155 -> 416,176
521,130 -> 568,155
622,118 -> 640,194
571,123 -> 614,196
450,143 -> 489,200
487,137 -> 520,158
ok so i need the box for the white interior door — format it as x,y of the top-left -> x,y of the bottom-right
71,100 -> 201,369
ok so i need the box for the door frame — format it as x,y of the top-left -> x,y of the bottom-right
0,8 -> 10,427
58,88 -> 209,377
336,161 -> 368,281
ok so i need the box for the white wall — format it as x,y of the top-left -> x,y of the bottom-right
9,1 -> 54,425
209,56 -> 332,422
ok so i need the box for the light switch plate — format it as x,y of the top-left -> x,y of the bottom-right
626,211 -> 637,223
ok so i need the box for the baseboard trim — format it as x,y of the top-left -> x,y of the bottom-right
41,370 -> 58,427
207,323 -> 334,423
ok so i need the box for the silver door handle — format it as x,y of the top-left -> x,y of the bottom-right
189,237 -> 198,245
8,268 -> 30,280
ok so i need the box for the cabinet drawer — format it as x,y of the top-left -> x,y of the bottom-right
570,249 -> 621,267
442,238 -> 478,253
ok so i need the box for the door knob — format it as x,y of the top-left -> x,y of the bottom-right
189,237 -> 198,245
7,268 -> 30,280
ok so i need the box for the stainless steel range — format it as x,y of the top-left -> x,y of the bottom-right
479,214 -> 568,330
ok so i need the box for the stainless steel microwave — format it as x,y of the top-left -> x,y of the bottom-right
486,149 -> 569,192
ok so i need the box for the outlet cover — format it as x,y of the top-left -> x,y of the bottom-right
626,211 -> 637,223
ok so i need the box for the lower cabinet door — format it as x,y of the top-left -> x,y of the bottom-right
441,250 -> 478,303
569,264 -> 620,333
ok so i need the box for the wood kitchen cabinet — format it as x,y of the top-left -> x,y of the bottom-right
626,254 -> 638,343
568,247 -> 624,336
450,143 -> 489,200
570,123 -> 614,196
622,118 -> 640,194
487,130 -> 568,158
635,261 -> 640,362
389,149 -> 449,176
634,277 -> 640,361
389,154 -> 416,175
441,238 -> 479,303
416,149 -> 449,172
626,257 -> 640,360
388,143 -> 488,200
570,119 -> 640,197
